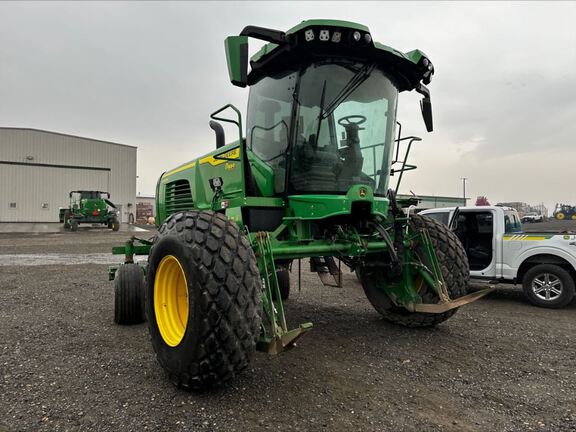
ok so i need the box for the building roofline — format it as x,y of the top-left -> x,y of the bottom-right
0,127 -> 137,149
421,205 -> 516,212
397,194 -> 467,202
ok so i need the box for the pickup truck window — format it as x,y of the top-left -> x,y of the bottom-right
422,211 -> 449,225
504,211 -> 522,233
476,213 -> 493,234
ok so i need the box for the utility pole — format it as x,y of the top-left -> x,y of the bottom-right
461,177 -> 468,205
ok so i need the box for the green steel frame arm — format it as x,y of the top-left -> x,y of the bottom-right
108,237 -> 153,280
255,231 -> 312,354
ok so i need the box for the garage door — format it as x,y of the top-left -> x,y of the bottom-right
0,163 -> 110,222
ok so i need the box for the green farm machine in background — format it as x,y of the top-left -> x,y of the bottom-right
60,190 -> 120,232
110,20 -> 493,390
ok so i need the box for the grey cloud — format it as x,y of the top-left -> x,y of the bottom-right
0,1 -> 575,205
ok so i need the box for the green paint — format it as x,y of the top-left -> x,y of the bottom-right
225,36 -> 248,87
287,186 -> 388,220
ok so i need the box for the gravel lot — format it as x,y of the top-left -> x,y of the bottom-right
1,223 -> 575,432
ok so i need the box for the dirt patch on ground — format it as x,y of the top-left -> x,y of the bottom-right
0,229 -> 575,432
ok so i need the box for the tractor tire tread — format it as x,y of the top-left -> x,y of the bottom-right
63,210 -> 71,229
114,264 -> 146,325
361,214 -> 469,328
148,210 -> 261,391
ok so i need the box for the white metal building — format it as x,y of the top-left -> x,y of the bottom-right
397,194 -> 467,210
0,128 -> 137,223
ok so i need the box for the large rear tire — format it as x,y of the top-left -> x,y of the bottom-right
358,214 -> 469,327
114,263 -> 146,325
146,211 -> 262,390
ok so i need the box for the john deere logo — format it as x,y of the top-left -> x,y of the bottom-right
359,188 -> 367,198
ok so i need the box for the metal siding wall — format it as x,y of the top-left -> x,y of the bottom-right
0,129 -> 136,222
0,165 -> 109,222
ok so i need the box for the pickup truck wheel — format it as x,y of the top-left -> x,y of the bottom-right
522,264 -> 575,308
146,211 -> 262,390
358,214 -> 469,327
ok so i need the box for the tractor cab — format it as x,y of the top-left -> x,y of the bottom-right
248,61 -> 398,196
79,191 -> 104,200
225,20 -> 434,217
71,190 -> 110,213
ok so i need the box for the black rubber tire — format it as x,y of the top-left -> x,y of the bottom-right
522,264 -> 575,308
275,268 -> 290,301
70,219 -> 79,232
111,217 -> 120,231
358,214 -> 469,327
114,263 -> 146,325
63,210 -> 71,229
146,211 -> 262,390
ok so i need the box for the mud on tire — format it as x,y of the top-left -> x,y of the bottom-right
358,214 -> 469,327
146,211 -> 262,390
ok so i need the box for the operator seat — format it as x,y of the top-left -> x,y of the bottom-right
337,123 -> 364,190
291,133 -> 339,192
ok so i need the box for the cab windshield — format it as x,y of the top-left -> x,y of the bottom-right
247,62 -> 398,196
80,191 -> 101,200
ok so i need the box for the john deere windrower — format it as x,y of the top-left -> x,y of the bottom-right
110,20 -> 493,390
61,191 -> 120,232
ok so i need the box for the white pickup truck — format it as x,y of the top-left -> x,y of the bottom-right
419,206 -> 576,308
522,212 -> 544,223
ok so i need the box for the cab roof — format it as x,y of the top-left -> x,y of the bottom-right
243,19 -> 433,92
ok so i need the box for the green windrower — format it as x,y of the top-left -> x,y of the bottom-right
109,20 -> 493,390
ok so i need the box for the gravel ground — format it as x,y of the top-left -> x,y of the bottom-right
522,219 -> 576,233
0,226 -> 575,432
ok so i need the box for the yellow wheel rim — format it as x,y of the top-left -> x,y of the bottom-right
572,215 -> 576,220
556,213 -> 565,220
154,255 -> 189,347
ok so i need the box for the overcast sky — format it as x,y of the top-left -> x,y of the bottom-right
1,1 -> 575,213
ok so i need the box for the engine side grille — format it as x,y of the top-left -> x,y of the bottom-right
165,180 -> 193,216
